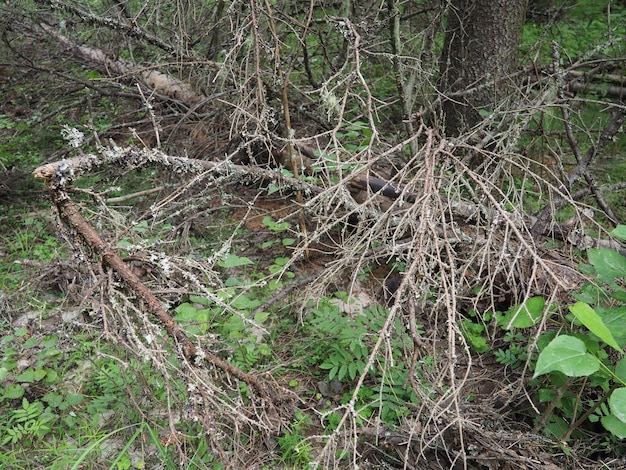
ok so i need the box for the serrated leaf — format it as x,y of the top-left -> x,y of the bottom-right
67,393 -> 84,406
4,384 -> 25,399
533,335 -> 599,378
15,327 -> 28,337
569,302 -> 621,352
23,338 -> 39,349
610,388 -> 626,424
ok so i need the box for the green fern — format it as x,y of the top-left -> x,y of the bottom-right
1,399 -> 51,444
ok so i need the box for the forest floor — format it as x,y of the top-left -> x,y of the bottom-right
2,43 -> 626,470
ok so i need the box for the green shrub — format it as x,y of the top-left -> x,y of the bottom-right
533,225 -> 626,440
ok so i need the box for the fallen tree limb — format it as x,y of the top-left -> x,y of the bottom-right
38,23 -> 209,104
34,145 -> 626,256
33,148 -> 288,405
532,105 -> 626,236
39,0 -> 192,60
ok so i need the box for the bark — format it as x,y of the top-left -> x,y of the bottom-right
39,23 -> 208,105
439,0 -> 529,136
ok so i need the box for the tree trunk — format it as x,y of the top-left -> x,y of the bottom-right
439,0 -> 529,136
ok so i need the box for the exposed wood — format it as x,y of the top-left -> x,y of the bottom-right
39,23 -> 208,104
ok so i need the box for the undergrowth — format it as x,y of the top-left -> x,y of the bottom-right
2,0 -> 626,468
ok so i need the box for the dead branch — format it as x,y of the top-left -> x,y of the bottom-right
33,146 -> 319,197
33,145 -> 625,259
531,106 -> 626,235
33,149 -> 291,407
39,0 -> 193,60
38,23 -> 209,104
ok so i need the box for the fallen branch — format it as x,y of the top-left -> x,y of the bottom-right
33,148 -> 290,404
39,0 -> 192,60
34,145 -> 625,257
38,23 -> 209,104
532,106 -> 626,236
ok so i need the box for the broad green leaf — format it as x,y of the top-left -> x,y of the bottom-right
610,388 -> 626,424
23,337 -> 39,349
231,295 -> 261,310
544,416 -> 568,440
577,262 -> 596,276
498,296 -> 545,328
218,253 -> 254,268
174,302 -> 199,319
612,289 -> 626,303
533,335 -> 599,378
254,311 -> 269,323
4,384 -> 25,399
572,283 -> 606,304
224,277 -> 242,287
262,216 -> 290,232
189,295 -> 212,306
569,302 -> 621,352
596,306 -> 626,346
611,225 -> 626,241
602,414 -> 626,438
14,327 -> 28,337
587,249 -> 626,283
16,369 -> 35,382
616,358 -> 626,384
66,393 -> 84,406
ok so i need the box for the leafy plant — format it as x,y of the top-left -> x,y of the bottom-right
533,225 -> 626,439
494,331 -> 529,369
277,409 -> 313,466
174,291 -> 272,369
261,216 -> 296,249
306,296 -> 421,424
1,398 -> 53,445
460,314 -> 489,353
312,298 -> 370,382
